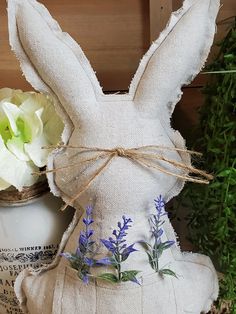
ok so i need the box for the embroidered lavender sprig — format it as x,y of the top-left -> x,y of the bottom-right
98,215 -> 140,285
61,205 -> 98,284
141,195 -> 177,278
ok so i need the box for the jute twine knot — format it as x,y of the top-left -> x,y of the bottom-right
115,147 -> 126,157
35,144 -> 213,211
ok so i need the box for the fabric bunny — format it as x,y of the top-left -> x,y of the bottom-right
8,0 -> 220,313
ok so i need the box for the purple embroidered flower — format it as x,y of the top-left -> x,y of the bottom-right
100,239 -> 116,254
100,216 -> 138,262
96,257 -> 113,266
98,216 -> 140,285
82,274 -> 89,285
154,195 -> 167,217
61,205 -> 97,284
83,205 -> 94,226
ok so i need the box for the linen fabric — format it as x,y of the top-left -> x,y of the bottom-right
7,0 -> 220,313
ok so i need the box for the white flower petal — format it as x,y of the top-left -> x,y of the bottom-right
7,137 -> 30,161
20,93 -> 48,114
0,136 -> 38,190
0,178 -> 11,191
0,88 -> 16,102
0,90 -> 63,189
24,134 -> 50,168
12,90 -> 32,106
19,107 -> 44,143
2,102 -> 21,136
44,115 -> 64,145
34,107 -> 44,136
0,88 -> 29,106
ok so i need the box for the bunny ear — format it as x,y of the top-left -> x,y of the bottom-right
7,0 -> 102,121
132,0 -> 220,117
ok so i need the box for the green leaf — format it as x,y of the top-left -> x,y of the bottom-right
224,54 -> 235,60
159,269 -> 178,278
97,273 -> 119,283
209,182 -> 222,189
208,148 -> 222,154
217,170 -> 232,177
147,252 -> 156,270
202,70 -> 236,74
138,241 -> 152,251
156,241 -> 174,251
121,270 -> 140,284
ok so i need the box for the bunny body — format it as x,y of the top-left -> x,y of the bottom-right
7,0 -> 220,313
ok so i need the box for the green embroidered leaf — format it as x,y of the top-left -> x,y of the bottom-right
147,252 -> 156,270
121,270 -> 141,285
97,273 -> 119,283
110,256 -> 119,267
159,268 -> 178,278
153,242 -> 165,257
139,241 -> 152,251
153,241 -> 174,253
162,241 -> 175,251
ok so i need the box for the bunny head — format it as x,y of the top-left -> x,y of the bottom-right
7,1 -> 220,314
8,0 -> 219,215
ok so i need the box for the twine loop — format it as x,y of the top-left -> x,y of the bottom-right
35,144 -> 213,211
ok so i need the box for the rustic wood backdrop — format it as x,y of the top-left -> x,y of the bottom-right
0,0 -> 235,134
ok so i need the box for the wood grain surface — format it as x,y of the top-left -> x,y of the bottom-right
0,0 -> 150,91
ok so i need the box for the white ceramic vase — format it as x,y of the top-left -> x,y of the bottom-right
0,184 -> 74,314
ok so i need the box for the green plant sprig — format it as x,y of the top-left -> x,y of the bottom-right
175,18 -> 236,312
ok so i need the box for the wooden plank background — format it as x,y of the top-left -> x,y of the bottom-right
0,0 -> 235,135
0,0 -> 150,91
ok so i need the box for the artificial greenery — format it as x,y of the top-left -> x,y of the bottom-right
177,18 -> 236,312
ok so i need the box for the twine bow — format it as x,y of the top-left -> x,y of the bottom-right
36,144 -> 213,211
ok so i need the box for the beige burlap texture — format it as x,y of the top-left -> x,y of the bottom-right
7,0 -> 220,313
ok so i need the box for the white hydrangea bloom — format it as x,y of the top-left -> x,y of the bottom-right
0,88 -> 64,191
